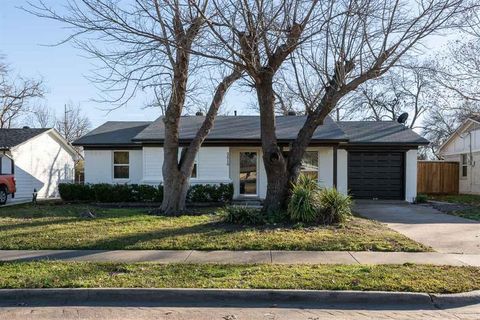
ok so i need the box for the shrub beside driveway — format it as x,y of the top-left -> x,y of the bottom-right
0,203 -> 429,251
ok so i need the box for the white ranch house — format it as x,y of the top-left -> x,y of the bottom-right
73,115 -> 428,202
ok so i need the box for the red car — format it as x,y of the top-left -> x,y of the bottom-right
0,174 -> 16,205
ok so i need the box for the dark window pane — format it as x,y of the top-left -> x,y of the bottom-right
301,151 -> 318,180
114,166 -> 129,179
462,165 -> 468,177
191,163 -> 197,178
240,152 -> 257,195
114,152 -> 129,165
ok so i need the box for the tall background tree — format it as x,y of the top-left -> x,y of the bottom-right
199,0 -> 472,212
0,56 -> 44,128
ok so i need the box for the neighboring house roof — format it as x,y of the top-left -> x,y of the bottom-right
73,121 -> 152,147
337,121 -> 429,145
132,116 -> 348,143
73,116 -> 429,147
0,128 -> 50,149
438,115 -> 480,154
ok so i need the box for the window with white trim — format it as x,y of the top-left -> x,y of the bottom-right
113,151 -> 129,179
461,154 -> 468,177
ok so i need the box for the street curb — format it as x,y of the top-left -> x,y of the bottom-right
430,290 -> 480,308
0,288 -> 478,308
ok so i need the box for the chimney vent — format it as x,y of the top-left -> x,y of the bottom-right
234,110 -> 237,116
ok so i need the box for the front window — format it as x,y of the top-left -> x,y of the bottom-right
113,151 -> 129,179
301,151 -> 319,180
191,162 -> 198,178
282,150 -> 319,180
461,154 -> 468,177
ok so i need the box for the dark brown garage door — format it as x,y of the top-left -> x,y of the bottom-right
348,151 -> 404,200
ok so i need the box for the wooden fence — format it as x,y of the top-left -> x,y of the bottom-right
417,161 -> 459,195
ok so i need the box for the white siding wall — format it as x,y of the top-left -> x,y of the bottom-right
84,150 -> 112,183
11,131 -> 75,199
444,152 -> 480,194
142,147 -> 163,182
0,155 -> 13,174
336,149 -> 348,195
84,149 -> 143,184
140,146 -> 231,185
318,147 -> 334,189
405,149 -> 418,202
196,147 -> 230,184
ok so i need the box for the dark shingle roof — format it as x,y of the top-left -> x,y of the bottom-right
72,121 -> 152,146
73,117 -> 429,147
0,128 -> 50,149
133,116 -> 348,142
337,121 -> 429,145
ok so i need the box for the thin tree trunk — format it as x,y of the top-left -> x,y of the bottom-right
161,46 -> 190,215
161,67 -> 241,214
257,73 -> 289,213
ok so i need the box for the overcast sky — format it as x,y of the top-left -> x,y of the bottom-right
1,0 -> 456,128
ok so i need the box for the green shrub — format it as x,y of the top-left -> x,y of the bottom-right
317,188 -> 352,224
187,183 -> 233,202
287,174 -> 321,223
220,206 -> 265,225
58,183 -> 230,203
58,183 -> 94,201
415,194 -> 428,204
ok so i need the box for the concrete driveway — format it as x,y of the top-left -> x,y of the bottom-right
354,201 -> 480,254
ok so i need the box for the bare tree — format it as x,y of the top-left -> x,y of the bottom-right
343,60 -> 439,129
28,105 -> 56,128
27,0 -> 241,214
56,103 -> 91,143
198,0 -> 472,212
0,58 -> 44,128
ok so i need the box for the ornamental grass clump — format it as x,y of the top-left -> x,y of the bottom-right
317,188 -> 352,225
287,174 -> 320,223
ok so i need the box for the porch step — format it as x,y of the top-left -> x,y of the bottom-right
231,198 -> 264,207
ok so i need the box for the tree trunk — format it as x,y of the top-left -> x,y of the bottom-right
161,169 -> 190,215
161,67 -> 241,215
257,73 -> 289,213
160,45 -> 190,215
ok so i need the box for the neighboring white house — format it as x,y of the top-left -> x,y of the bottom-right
0,128 -> 77,200
439,114 -> 480,194
73,115 -> 428,202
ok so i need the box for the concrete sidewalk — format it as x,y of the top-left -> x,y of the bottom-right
1,250 -> 480,266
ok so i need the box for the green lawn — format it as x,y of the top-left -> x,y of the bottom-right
0,262 -> 478,293
428,194 -> 480,221
0,203 -> 428,251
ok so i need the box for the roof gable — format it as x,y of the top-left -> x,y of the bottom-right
73,121 -> 152,146
0,128 -> 50,149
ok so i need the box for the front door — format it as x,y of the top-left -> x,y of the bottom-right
239,151 -> 257,196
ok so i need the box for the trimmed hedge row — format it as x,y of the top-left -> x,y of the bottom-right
58,183 -> 233,203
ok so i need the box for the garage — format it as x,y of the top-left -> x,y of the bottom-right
348,151 -> 404,200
